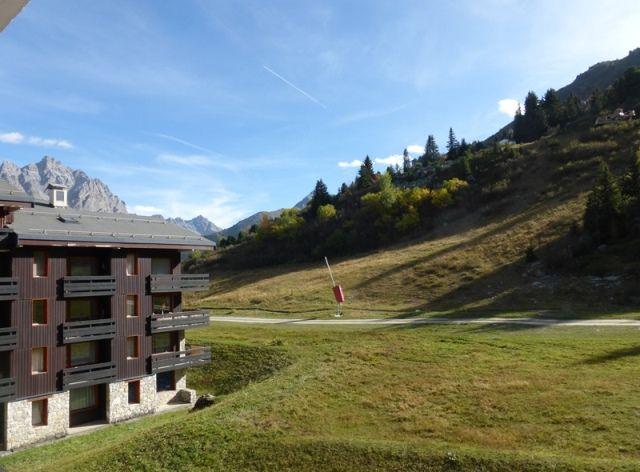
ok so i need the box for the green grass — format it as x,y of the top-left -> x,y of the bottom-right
3,323 -> 639,471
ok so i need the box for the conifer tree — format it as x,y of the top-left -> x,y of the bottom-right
422,135 -> 440,166
402,148 -> 411,174
583,160 -> 623,242
357,156 -> 375,189
446,127 -> 459,159
542,88 -> 562,127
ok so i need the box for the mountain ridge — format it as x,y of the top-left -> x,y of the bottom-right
0,156 -> 127,213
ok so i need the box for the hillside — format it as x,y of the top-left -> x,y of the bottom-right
188,119 -> 640,318
488,48 -> 640,142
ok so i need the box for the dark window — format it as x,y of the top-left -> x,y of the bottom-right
152,332 -> 173,353
67,342 -> 98,367
125,254 -> 137,276
152,295 -> 173,314
156,372 -> 175,392
68,257 -> 100,276
32,399 -> 48,426
151,258 -> 171,275
32,299 -> 48,325
128,380 -> 140,404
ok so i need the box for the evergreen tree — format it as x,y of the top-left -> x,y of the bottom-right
446,127 -> 459,159
458,138 -> 469,155
542,88 -> 562,127
583,160 -> 623,242
357,156 -> 375,190
513,106 -> 526,143
402,148 -> 411,174
523,91 -> 547,141
561,93 -> 582,124
422,135 -> 440,166
589,89 -> 606,114
308,179 -> 332,216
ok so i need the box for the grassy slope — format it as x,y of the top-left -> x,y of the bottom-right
190,120 -> 640,319
2,323 -> 639,471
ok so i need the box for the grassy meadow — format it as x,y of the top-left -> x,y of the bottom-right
2,322 -> 639,471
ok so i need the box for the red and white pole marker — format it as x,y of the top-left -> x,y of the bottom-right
325,257 -> 344,317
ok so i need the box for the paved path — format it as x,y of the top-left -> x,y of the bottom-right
210,315 -> 640,327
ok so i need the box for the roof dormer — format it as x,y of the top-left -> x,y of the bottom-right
47,183 -> 68,208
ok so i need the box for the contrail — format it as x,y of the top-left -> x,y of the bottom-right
263,65 -> 327,109
154,133 -> 220,156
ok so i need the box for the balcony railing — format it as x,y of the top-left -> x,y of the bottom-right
0,377 -> 16,401
149,274 -> 209,293
63,361 -> 117,389
0,327 -> 17,351
150,346 -> 211,373
62,318 -> 116,344
150,310 -> 210,334
0,277 -> 18,301
63,275 -> 116,298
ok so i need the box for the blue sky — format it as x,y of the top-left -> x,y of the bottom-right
0,0 -> 639,228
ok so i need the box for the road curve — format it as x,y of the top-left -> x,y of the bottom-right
210,315 -> 640,327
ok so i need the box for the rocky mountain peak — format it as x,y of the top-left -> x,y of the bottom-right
0,156 -> 127,213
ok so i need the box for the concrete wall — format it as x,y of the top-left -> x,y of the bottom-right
106,376 -> 156,423
5,391 -> 69,450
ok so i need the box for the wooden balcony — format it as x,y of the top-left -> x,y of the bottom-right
150,310 -> 210,334
150,346 -> 211,373
63,275 -> 116,298
0,377 -> 16,401
0,327 -> 17,351
0,277 -> 18,301
62,318 -> 116,344
149,274 -> 209,293
63,361 -> 117,389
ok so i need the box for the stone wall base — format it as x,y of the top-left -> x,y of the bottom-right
5,391 -> 70,451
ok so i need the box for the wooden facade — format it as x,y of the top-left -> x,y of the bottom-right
6,247 -> 183,400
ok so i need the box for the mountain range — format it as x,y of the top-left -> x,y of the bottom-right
0,155 -> 310,239
0,156 -> 127,212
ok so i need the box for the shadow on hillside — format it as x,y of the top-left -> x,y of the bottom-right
576,346 -> 640,365
352,201 -> 554,293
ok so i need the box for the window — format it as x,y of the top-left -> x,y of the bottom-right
66,299 -> 93,322
152,332 -> 173,353
126,295 -> 138,317
68,342 -> 98,367
31,347 -> 47,374
152,295 -> 173,314
55,190 -> 65,202
33,251 -> 47,277
128,380 -> 140,404
31,399 -> 48,426
70,386 -> 98,412
125,253 -> 137,276
156,371 -> 175,392
68,257 -> 99,276
32,299 -> 48,325
151,258 -> 171,275
126,336 -> 139,359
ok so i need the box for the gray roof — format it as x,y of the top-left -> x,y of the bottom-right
0,178 -> 37,204
5,204 -> 214,249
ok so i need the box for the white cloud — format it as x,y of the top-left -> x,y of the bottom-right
337,159 -> 363,168
0,131 -> 73,149
129,204 -> 163,215
375,154 -> 403,167
498,98 -> 520,118
406,144 -> 423,154
0,132 -> 25,144
27,137 -> 74,149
